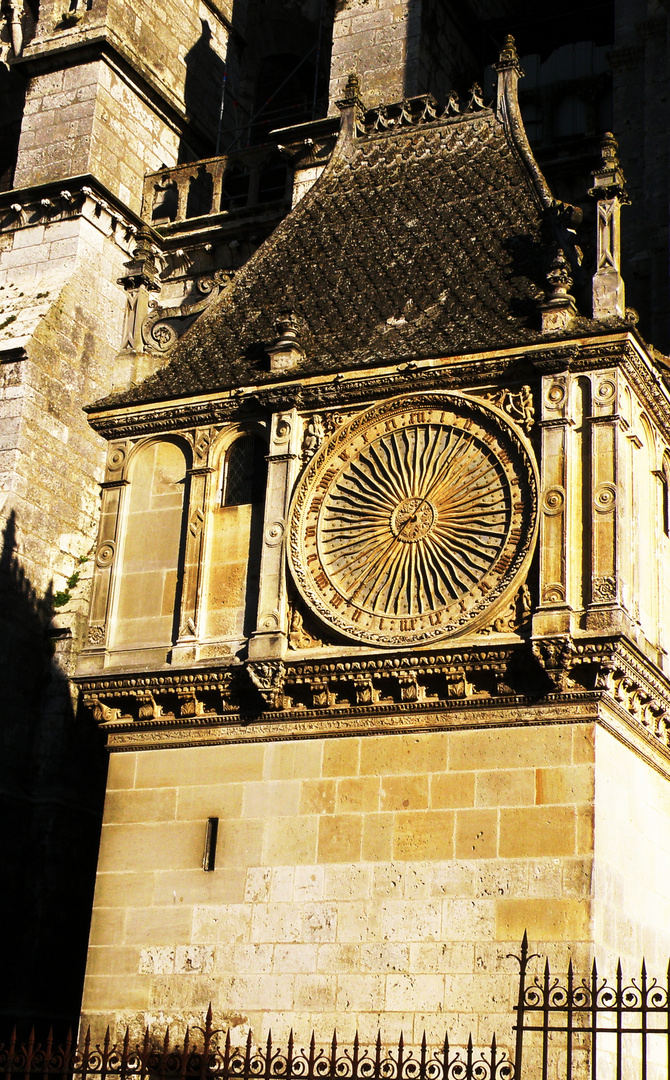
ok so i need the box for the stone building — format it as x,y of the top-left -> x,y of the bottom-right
2,0 -> 670,1050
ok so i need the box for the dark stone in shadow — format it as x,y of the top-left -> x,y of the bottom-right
0,511 -> 107,1042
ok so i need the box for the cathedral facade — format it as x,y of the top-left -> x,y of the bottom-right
2,0 -> 670,1050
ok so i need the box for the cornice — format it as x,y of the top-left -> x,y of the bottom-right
0,173 -> 154,242
85,340 -> 599,440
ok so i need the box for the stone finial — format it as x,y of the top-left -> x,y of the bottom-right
334,72 -> 365,145
589,132 -> 630,320
117,226 -> 161,292
540,249 -> 577,333
591,132 -> 629,200
267,311 -> 305,372
496,34 -> 523,73
336,72 -> 364,113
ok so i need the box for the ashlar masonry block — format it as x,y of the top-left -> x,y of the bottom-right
80,717 -> 670,1044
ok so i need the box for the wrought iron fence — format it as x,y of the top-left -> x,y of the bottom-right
512,932 -> 670,1080
0,1011 -> 513,1080
6,938 -> 670,1080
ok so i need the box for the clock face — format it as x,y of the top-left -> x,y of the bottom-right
288,393 -> 538,647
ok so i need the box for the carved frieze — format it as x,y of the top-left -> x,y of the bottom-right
288,392 -> 539,648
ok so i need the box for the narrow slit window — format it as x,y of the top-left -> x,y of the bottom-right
203,817 -> 218,872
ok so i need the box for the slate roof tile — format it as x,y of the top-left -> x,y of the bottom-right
93,108 -> 595,411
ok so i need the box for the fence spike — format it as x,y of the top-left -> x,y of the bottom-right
245,1027 -> 253,1069
591,957 -> 598,979
642,957 -> 647,978
491,1033 -> 497,1051
399,1032 -> 404,1050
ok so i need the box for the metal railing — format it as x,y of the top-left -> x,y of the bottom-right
512,933 -> 670,1080
5,940 -> 670,1080
0,1011 -> 512,1080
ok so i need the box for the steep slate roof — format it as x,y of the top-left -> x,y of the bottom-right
95,104 -> 577,410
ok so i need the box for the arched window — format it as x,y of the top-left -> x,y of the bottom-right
112,439 -> 188,650
152,179 -> 178,222
223,434 -> 267,506
186,165 -> 214,218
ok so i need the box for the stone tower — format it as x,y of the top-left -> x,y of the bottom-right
2,0 -> 670,1048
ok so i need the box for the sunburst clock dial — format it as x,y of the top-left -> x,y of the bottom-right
288,393 -> 538,647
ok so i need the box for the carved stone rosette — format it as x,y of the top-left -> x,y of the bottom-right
287,392 -> 539,647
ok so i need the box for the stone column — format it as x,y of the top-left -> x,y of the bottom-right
248,408 -> 301,659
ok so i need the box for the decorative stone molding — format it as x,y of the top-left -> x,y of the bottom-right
532,635 -> 576,692
78,668 -> 237,724
141,269 -> 235,353
245,660 -> 286,710
477,584 -> 531,635
484,385 -> 535,432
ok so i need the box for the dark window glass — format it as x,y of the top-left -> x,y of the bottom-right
221,165 -> 250,211
223,436 -> 266,506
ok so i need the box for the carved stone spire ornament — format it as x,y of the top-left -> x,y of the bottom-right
540,248 -> 578,332
335,72 -> 366,144
267,311 -> 306,371
589,131 -> 630,320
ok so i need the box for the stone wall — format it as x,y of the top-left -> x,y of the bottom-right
81,721 -> 595,1043
0,200 -> 137,1035
593,725 -> 670,968
328,0 -> 478,110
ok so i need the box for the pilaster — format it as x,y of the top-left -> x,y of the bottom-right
248,409 -> 301,659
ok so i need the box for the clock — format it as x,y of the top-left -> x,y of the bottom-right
288,392 -> 538,647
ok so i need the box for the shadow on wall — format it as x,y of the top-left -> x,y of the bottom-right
180,19 -> 227,162
0,511 -> 107,1043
